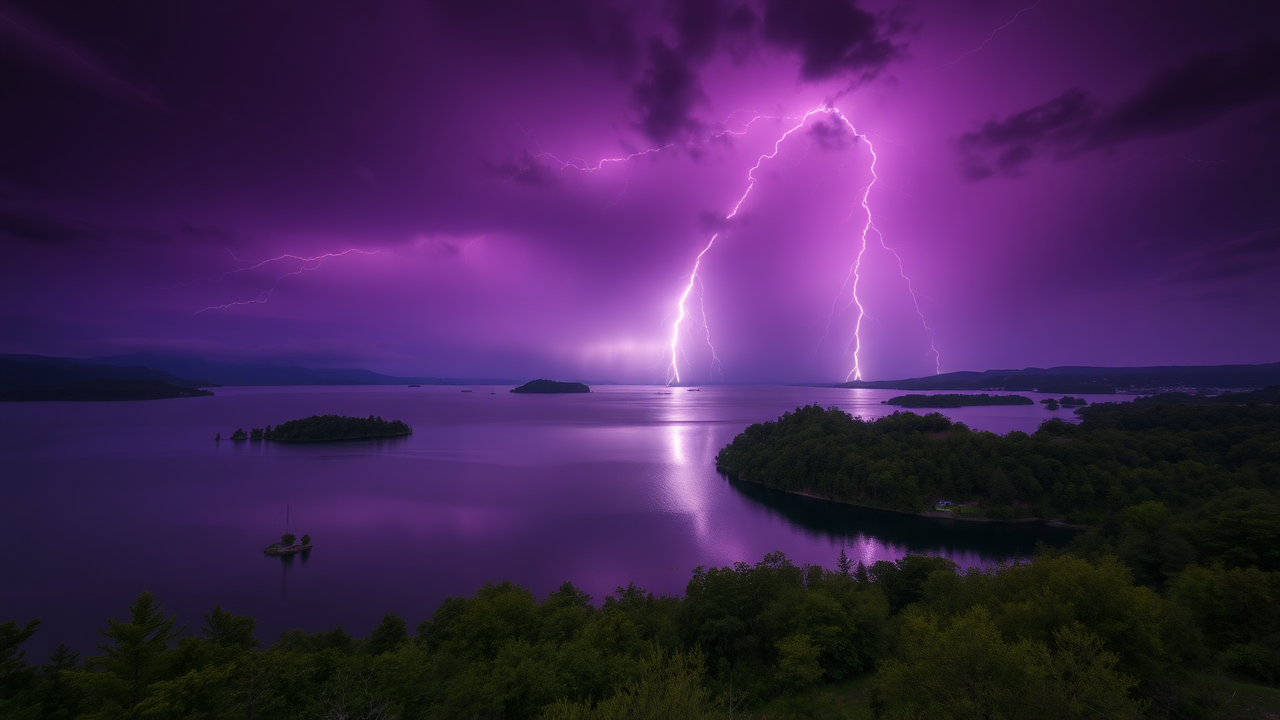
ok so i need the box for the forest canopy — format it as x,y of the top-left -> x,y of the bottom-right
883,393 -> 1033,408
268,414 -> 412,443
3,550 -> 1274,719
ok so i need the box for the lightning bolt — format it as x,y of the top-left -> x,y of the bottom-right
525,105 -> 939,384
667,109 -> 820,384
193,249 -> 380,314
667,106 -> 939,384
930,0 -> 1045,72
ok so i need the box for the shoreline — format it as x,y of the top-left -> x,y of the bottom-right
735,477 -> 1082,529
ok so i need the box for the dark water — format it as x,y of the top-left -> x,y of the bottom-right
0,385 -> 1099,657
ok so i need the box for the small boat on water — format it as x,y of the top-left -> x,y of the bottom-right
264,505 -> 311,556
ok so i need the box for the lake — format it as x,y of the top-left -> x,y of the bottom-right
0,385 -> 1105,656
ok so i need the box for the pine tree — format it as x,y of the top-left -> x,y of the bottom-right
72,591 -> 186,714
0,619 -> 39,717
837,546 -> 853,577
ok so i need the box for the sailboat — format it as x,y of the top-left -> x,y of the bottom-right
263,504 -> 312,556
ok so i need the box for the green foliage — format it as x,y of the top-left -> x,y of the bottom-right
886,393 -> 1033,408
281,533 -> 296,546
68,591 -> 186,717
540,648 -> 714,720
718,403 -> 1280,574
874,607 -> 1145,720
268,414 -> 412,443
201,606 -> 258,650
369,614 -> 409,655
0,619 -> 40,718
2,549 -> 1272,718
300,533 -> 311,546
229,428 -> 247,442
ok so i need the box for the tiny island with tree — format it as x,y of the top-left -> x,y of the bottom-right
218,414 -> 412,444
510,379 -> 590,394
882,393 -> 1034,408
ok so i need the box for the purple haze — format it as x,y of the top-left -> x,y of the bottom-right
1,1 -> 1277,381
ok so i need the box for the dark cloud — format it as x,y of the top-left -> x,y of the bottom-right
958,38 -> 1280,179
180,224 -> 246,249
670,0 -> 756,63
760,0 -> 902,83
631,40 -> 707,145
1161,227 -> 1280,284
0,207 -> 171,246
0,208 -> 89,244
0,2 -> 164,110
432,0 -> 641,78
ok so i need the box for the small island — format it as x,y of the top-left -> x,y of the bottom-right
882,393 -> 1033,408
510,379 -> 590,394
263,532 -> 312,556
223,414 -> 412,443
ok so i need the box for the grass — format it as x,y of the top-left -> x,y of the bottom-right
742,675 -> 876,720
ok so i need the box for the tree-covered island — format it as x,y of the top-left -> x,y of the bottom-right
883,393 -> 1033,408
716,400 -> 1278,569
221,414 -> 412,443
510,379 -> 590,394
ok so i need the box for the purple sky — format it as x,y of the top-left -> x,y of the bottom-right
2,1 -> 1277,382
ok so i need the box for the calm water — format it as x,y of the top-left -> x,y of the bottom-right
0,385 -> 1102,656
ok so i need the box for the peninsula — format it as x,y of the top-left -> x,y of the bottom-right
883,393 -> 1032,408
510,379 -> 590,394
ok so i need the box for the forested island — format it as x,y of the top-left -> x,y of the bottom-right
883,393 -> 1033,408
221,414 -> 412,443
3,545 -> 1276,719
0,379 -> 213,402
511,379 -> 590,394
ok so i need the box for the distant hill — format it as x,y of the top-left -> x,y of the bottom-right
838,362 -> 1280,394
0,379 -> 213,402
84,353 -> 513,386
0,356 -> 213,389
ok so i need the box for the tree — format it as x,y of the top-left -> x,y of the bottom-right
301,534 -> 311,546
39,643 -> 83,720
281,533 -> 296,546
774,633 -> 823,690
837,547 -> 853,577
874,607 -> 1050,719
202,606 -> 258,649
0,619 -> 39,717
70,591 -> 185,715
369,613 -> 409,655
214,433 -> 220,442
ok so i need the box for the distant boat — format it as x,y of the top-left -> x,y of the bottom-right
263,505 -> 312,556
408,384 -> 421,387
687,388 -> 701,392
461,389 -> 473,393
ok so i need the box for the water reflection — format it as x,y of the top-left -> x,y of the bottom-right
729,478 -> 1078,563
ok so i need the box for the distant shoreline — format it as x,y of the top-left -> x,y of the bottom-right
742,479 -> 1081,528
